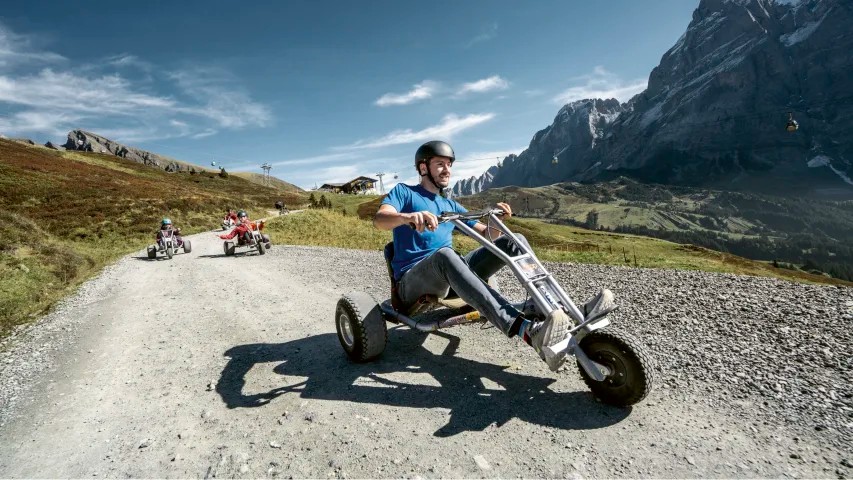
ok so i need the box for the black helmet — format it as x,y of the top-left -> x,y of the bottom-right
415,140 -> 455,172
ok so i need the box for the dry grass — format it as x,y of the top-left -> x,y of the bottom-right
0,139 -> 306,336
267,206 -> 849,286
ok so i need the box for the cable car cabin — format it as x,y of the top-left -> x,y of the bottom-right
786,112 -> 799,132
552,155 -> 559,165
786,120 -> 799,132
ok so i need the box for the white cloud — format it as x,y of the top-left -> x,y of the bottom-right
168,68 -> 272,128
106,54 -> 152,71
190,128 -> 217,139
340,113 -> 496,150
456,75 -> 510,96
0,23 -> 271,144
271,152 -> 355,167
451,147 -> 526,181
466,23 -> 498,48
0,23 -> 66,68
375,81 -> 437,107
554,66 -> 646,104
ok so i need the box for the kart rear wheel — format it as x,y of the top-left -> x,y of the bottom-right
182,240 -> 192,253
577,328 -> 656,407
335,292 -> 387,362
224,241 -> 235,256
166,247 -> 174,259
147,246 -> 156,259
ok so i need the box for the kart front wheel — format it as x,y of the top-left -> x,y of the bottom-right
166,247 -> 174,259
335,292 -> 387,362
257,241 -> 266,255
577,328 -> 656,407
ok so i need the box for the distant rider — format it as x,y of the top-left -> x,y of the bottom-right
224,209 -> 238,225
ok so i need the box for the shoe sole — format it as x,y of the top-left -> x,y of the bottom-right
538,309 -> 572,372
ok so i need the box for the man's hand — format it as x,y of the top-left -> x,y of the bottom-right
496,202 -> 513,218
406,211 -> 438,232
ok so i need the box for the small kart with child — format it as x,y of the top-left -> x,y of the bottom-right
147,228 -> 191,260
223,220 -> 272,256
335,208 -> 657,406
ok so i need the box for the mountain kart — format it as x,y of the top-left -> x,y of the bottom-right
147,228 -> 191,260
335,209 -> 657,407
223,221 -> 272,256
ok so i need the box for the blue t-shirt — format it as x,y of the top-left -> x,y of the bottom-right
381,184 -> 477,280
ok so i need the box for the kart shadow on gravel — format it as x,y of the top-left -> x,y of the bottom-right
133,255 -> 171,261
197,252 -> 255,259
218,329 -> 630,437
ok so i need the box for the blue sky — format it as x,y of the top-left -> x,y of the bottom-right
0,0 -> 698,189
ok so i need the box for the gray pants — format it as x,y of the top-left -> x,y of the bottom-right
398,234 -> 531,335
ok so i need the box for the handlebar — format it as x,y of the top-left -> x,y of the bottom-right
407,208 -> 506,229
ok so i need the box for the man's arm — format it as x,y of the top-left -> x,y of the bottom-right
374,204 -> 438,233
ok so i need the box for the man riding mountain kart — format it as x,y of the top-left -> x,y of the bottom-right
374,140 -> 616,372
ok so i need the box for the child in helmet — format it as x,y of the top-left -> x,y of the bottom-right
157,218 -> 183,246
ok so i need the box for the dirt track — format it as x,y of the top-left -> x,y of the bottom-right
0,231 -> 849,478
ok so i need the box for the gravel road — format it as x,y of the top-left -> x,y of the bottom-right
1,231 -> 851,478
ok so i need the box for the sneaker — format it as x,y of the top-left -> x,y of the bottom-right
582,289 -> 617,322
527,309 -> 572,372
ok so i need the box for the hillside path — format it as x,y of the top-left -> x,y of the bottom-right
0,232 -> 849,478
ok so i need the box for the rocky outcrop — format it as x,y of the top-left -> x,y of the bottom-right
453,99 -> 623,196
461,0 -> 853,198
62,130 -> 190,172
452,164 -> 499,197
44,141 -> 62,150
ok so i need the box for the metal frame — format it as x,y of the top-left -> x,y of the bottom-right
157,229 -> 176,253
381,209 -> 612,380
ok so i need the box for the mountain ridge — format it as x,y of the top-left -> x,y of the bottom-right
453,0 -> 853,198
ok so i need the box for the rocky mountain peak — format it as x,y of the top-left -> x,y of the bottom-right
456,0 -> 851,198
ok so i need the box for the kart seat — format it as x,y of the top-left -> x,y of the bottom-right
384,242 -> 468,316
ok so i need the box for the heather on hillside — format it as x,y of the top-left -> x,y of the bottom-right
0,140 -> 305,334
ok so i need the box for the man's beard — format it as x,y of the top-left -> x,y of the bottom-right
434,173 -> 450,188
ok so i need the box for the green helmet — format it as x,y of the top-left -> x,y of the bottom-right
237,210 -> 247,218
161,218 -> 172,226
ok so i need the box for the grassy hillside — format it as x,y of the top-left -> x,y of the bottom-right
0,139 -> 305,335
266,206 -> 849,287
462,178 -> 853,280
231,172 -> 304,193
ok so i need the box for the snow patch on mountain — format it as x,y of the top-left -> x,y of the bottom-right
780,11 -> 827,46
808,156 -> 853,186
